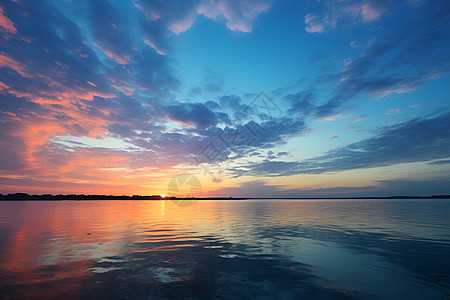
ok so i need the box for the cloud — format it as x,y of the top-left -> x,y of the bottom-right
209,179 -> 384,198
0,0 -> 121,102
250,118 -> 308,148
135,0 -> 272,39
124,48 -> 179,95
361,0 -> 390,22
313,0 -> 450,118
209,176 -> 450,197
88,0 -> 135,64
0,5 -> 17,34
283,91 -> 315,116
189,68 -> 224,96
211,0 -> 272,33
428,159 -> 450,165
183,115 -> 308,167
318,113 -> 349,122
375,178 -> 450,196
304,14 -> 327,34
386,108 -> 404,115
0,53 -> 29,77
135,0 -> 199,54
0,0 -> 187,193
353,115 -> 369,123
208,180 -> 297,198
304,0 -> 391,34
165,102 -> 225,128
134,0 -> 272,57
230,112 -> 450,177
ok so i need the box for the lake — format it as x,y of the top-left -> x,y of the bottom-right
0,199 -> 449,299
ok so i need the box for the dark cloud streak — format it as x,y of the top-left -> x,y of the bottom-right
231,112 -> 450,177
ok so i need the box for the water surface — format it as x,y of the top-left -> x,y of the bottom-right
0,199 -> 449,299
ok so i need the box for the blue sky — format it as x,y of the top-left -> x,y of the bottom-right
0,0 -> 449,197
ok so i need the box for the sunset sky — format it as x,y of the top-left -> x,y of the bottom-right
0,0 -> 449,197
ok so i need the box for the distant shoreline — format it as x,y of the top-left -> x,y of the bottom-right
0,193 -> 449,201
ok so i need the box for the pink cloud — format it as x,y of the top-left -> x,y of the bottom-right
353,114 -> 370,122
304,14 -> 326,33
99,46 -> 131,65
137,0 -> 272,36
192,0 -> 272,33
143,38 -> 166,55
0,6 -> 17,34
386,108 -> 404,115
410,104 -> 423,108
0,80 -> 9,90
377,85 -> 415,98
215,0 -> 271,33
169,13 -> 197,34
319,113 -> 349,122
110,83 -> 134,96
0,53 -> 30,77
361,0 -> 390,22
304,0 -> 390,34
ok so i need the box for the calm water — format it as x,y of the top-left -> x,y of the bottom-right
0,199 -> 449,299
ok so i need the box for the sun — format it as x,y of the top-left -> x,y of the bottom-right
160,193 -> 166,198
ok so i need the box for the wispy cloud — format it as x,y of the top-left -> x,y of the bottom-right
304,0 -> 391,34
312,0 -> 450,118
231,112 -> 450,177
386,108 -> 404,115
0,5 -> 17,34
353,115 -> 369,123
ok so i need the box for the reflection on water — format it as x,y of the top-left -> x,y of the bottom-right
0,199 -> 449,299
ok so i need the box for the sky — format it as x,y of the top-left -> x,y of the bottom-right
0,0 -> 449,197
